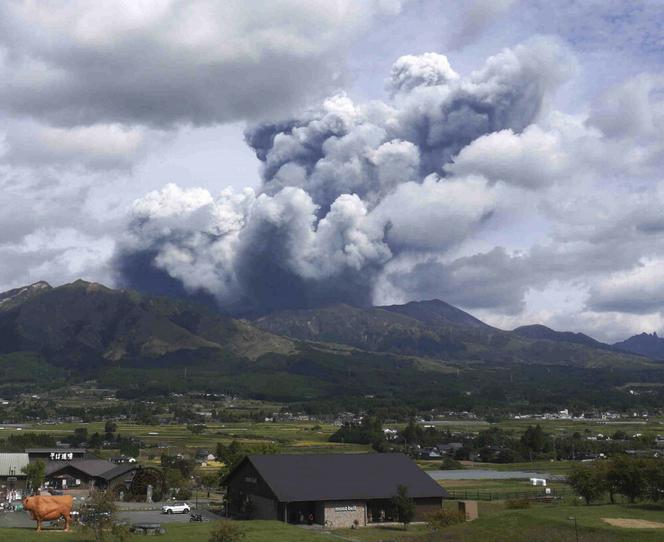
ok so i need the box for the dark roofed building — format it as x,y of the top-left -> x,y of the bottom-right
223,453 -> 447,528
46,459 -> 136,492
26,448 -> 87,463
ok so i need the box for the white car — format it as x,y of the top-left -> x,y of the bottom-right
161,502 -> 191,514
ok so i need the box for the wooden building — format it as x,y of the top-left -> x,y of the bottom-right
46,460 -> 136,492
223,453 -> 448,528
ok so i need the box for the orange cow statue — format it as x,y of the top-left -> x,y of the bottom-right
23,495 -> 74,532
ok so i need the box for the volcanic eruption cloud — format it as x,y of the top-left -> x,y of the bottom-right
115,39 -> 574,315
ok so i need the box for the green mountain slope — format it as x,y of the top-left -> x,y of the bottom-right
254,303 -> 652,368
513,324 -> 608,349
0,281 -> 660,411
0,280 -> 293,366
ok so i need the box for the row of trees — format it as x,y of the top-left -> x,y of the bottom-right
569,456 -> 664,504
330,418 -> 663,470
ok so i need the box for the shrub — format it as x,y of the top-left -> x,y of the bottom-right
505,498 -> 531,509
391,484 -> 415,528
209,521 -> 246,542
80,490 -> 129,542
440,457 -> 463,470
427,508 -> 465,529
177,488 -> 192,500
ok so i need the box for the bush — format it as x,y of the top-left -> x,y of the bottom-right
426,508 -> 465,529
80,490 -> 129,542
505,498 -> 531,509
177,488 -> 192,500
209,521 -> 246,542
440,457 -> 463,470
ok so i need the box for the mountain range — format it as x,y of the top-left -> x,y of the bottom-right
0,280 -> 661,408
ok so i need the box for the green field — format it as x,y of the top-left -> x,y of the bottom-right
0,420 -> 370,458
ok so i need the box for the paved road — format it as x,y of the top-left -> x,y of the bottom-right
118,509 -> 219,524
427,469 -> 565,481
0,508 -> 219,529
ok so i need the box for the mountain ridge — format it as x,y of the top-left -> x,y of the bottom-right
254,301 -> 651,367
0,279 -> 661,408
613,332 -> 664,360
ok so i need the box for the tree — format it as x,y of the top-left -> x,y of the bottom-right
521,425 -> 548,458
608,456 -> 646,503
200,472 -> 220,498
74,427 -> 89,440
81,490 -> 128,542
216,440 -> 279,476
391,484 -> 415,529
568,463 -> 604,505
594,460 -> 618,504
187,424 -> 206,434
22,460 -> 45,493
209,520 -> 245,542
643,460 -> 664,502
104,421 -> 118,434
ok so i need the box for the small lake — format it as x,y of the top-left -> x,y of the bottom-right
428,469 -> 564,481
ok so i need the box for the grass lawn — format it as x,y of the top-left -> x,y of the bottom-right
3,504 -> 664,541
333,524 -> 428,541
0,520 -> 327,542
423,502 -> 664,542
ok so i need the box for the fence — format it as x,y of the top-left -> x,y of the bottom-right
446,488 -> 573,501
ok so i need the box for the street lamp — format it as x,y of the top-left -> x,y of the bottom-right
568,516 -> 579,542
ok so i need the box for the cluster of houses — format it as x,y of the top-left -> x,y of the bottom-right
414,443 -> 464,460
512,410 -> 651,421
0,447 -> 138,502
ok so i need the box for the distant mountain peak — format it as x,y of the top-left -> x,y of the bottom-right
512,324 -> 606,349
377,298 -> 494,330
0,281 -> 52,310
614,332 -> 664,360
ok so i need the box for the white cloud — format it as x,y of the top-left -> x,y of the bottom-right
0,0 -> 403,127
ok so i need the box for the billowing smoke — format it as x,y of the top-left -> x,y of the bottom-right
115,38 -> 573,315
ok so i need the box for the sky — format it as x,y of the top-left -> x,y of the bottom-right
1,0 -> 664,342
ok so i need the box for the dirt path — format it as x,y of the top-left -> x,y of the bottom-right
602,518 -> 664,529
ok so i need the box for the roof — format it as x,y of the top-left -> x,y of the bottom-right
46,459 -> 136,480
97,463 -> 137,481
0,453 -> 29,477
25,448 -> 87,454
227,453 -> 448,502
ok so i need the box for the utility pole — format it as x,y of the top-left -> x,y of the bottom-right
568,516 -> 579,542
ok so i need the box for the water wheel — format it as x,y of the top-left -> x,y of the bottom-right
128,466 -> 165,502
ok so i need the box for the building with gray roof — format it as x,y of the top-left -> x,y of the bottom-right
223,453 -> 447,528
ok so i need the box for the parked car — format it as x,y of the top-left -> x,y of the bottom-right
161,502 -> 190,514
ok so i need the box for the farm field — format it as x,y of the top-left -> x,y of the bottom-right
405,416 -> 664,436
0,420 -> 370,457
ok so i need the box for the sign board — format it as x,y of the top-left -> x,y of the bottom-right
334,505 -> 357,512
50,452 -> 74,461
